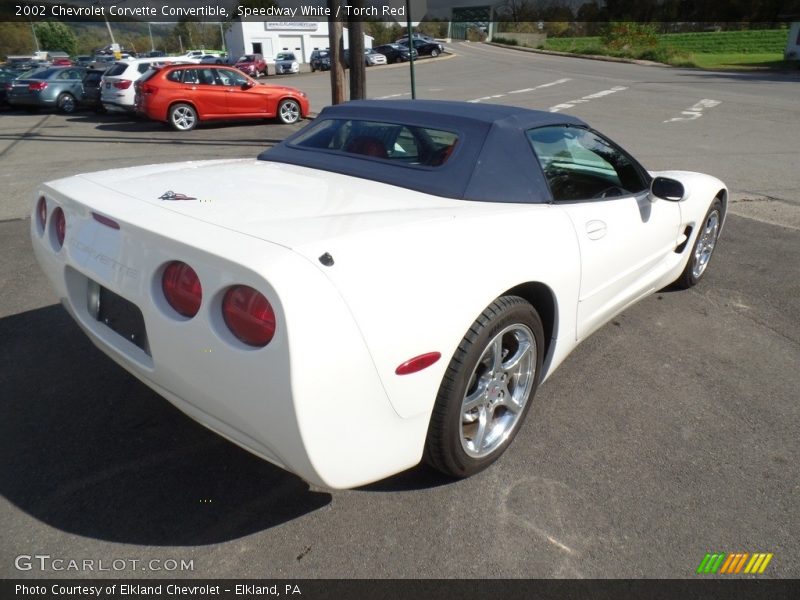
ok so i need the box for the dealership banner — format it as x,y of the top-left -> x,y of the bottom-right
3,579 -> 800,600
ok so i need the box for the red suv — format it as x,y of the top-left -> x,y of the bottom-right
234,53 -> 268,77
135,64 -> 309,131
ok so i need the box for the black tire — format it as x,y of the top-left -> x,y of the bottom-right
57,93 -> 76,114
168,103 -> 198,131
276,98 -> 301,124
424,296 -> 544,478
430,48 -> 440,57
674,197 -> 723,289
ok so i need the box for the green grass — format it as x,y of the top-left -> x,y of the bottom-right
534,29 -> 791,70
676,52 -> 790,70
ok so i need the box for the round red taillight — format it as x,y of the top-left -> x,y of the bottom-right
162,261 -> 202,318
52,207 -> 66,248
222,286 -> 276,347
37,196 -> 47,231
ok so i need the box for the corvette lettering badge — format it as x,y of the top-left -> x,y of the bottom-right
159,190 -> 197,201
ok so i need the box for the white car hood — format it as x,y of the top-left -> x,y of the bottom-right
73,158 -> 492,250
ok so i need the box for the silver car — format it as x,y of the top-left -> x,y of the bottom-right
274,52 -> 299,75
7,67 -> 87,113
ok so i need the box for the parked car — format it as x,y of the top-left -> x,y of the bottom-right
399,39 -> 445,57
0,67 -> 18,106
343,49 -> 386,68
7,67 -> 87,113
81,68 -> 106,113
47,51 -> 72,66
5,56 -> 38,73
31,100 -> 727,488
364,48 -> 388,66
134,64 -> 308,131
234,54 -> 268,77
199,54 -> 228,65
395,34 -> 437,45
373,43 -> 417,63
89,55 -> 116,70
274,52 -> 300,75
74,55 -> 94,68
101,57 -> 180,112
310,49 -> 331,72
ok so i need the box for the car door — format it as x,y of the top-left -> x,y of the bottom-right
58,68 -> 85,99
215,68 -> 266,116
528,125 -> 682,341
179,67 -> 226,117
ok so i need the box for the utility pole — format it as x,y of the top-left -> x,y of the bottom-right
327,0 -> 346,105
347,0 -> 366,100
406,0 -> 416,99
29,17 -> 40,52
148,23 -> 155,53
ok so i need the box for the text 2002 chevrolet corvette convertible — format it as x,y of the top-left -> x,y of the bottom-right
31,100 -> 726,489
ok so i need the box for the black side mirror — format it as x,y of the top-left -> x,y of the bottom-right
241,81 -> 254,90
651,176 -> 685,202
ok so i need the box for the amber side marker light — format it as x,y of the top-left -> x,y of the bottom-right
395,352 -> 442,376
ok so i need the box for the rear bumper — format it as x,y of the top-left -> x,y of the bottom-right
31,178 -> 427,488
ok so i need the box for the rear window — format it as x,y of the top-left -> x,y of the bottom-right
290,119 -> 459,167
105,63 -> 128,77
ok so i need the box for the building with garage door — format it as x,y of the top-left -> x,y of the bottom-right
225,21 -> 373,65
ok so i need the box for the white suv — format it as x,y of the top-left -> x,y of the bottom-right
101,57 -> 183,112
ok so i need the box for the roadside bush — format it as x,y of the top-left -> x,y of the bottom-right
602,22 -> 659,51
492,36 -> 518,46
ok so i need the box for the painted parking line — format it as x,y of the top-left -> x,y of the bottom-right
664,99 -> 721,123
549,86 -> 628,112
508,78 -> 572,94
374,92 -> 412,100
467,78 -> 571,103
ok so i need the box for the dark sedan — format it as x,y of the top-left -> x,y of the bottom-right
373,44 -> 418,64
7,67 -> 87,113
399,39 -> 445,57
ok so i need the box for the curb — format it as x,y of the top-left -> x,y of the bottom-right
485,41 -> 667,67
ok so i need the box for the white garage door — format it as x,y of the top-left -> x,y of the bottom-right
278,35 -> 303,60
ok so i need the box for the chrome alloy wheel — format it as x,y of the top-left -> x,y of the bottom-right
279,100 -> 300,124
460,324 -> 536,458
171,106 -> 196,130
692,209 -> 720,279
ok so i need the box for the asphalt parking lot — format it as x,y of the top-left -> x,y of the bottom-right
1,44 -> 798,579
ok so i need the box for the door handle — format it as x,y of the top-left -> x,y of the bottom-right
585,220 -> 607,240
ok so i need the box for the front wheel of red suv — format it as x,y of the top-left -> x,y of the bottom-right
277,99 -> 301,124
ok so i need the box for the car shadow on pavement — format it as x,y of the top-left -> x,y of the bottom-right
354,464 -> 457,493
0,305 -> 331,546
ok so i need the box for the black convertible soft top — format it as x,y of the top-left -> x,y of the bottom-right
258,100 -> 588,203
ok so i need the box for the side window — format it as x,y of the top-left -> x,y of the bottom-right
216,68 -> 248,87
166,69 -> 183,83
527,126 -> 647,201
137,63 -> 151,74
183,69 -> 201,84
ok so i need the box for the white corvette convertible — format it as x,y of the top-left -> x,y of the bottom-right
31,100 -> 726,489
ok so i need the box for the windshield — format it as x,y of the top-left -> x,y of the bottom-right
276,53 -> 295,60
238,55 -> 255,62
